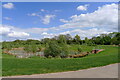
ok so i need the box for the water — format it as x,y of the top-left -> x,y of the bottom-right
9,50 -> 44,58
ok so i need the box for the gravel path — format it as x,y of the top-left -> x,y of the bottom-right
3,63 -> 119,78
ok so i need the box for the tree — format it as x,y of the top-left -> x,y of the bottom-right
85,37 -> 89,45
110,32 -> 120,45
110,37 -> 118,45
2,42 -> 12,52
58,35 -> 67,44
66,34 -> 73,44
41,38 -> 51,46
66,34 -> 72,40
73,35 -> 81,44
94,36 -> 101,44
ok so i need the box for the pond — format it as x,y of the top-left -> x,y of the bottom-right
9,50 -> 44,58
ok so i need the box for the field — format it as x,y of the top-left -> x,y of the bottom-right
0,45 -> 2,76
2,45 -> 120,76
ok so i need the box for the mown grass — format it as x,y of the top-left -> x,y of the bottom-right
2,45 -> 120,76
0,46 -> 2,76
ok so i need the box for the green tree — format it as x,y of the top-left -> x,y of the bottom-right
58,35 -> 67,44
66,34 -> 73,44
73,35 -> 81,44
85,37 -> 89,45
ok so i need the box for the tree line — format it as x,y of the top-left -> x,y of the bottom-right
2,32 -> 120,49
2,32 -> 120,58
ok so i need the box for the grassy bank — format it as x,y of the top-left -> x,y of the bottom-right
2,45 -> 119,76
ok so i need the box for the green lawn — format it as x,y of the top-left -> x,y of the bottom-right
2,45 -> 120,76
0,46 -> 2,76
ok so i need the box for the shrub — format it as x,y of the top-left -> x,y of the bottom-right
37,45 -> 42,52
48,55 -> 53,59
87,42 -> 97,46
44,41 -> 62,57
60,45 -> 69,58
24,45 -> 38,54
60,51 -> 69,58
78,47 -> 82,53
69,51 -> 79,55
44,42 -> 70,58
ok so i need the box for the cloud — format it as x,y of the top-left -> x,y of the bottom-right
39,3 -> 117,39
0,25 -> 11,35
27,9 -> 60,25
27,13 -> 56,24
60,31 -> 70,35
27,37 -> 40,41
24,28 -> 48,34
41,9 -> 45,12
60,19 -> 69,23
40,28 -> 111,39
0,25 -> 30,38
69,28 -> 111,39
7,31 -> 29,38
17,3 -> 118,39
2,3 -> 14,9
77,4 -> 89,11
42,15 -> 55,24
3,17 -> 12,20
41,32 -> 48,35
59,3 -> 118,31
41,32 -> 57,38
43,28 -> 111,39
54,10 -> 61,12
27,13 -> 39,16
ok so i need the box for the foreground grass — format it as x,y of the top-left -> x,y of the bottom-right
2,45 -> 120,76
0,47 -> 2,76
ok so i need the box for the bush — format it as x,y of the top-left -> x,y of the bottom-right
48,55 -> 53,59
37,45 -> 42,52
69,51 -> 79,55
44,41 -> 62,57
44,42 -> 70,58
24,45 -> 38,54
78,47 -> 82,53
60,45 -> 69,58
87,42 -> 97,46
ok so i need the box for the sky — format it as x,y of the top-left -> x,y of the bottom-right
1,2 -> 118,41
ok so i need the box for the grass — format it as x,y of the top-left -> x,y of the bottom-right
2,45 -> 120,76
0,46 -> 2,76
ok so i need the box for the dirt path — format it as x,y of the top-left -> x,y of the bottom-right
3,63 -> 119,78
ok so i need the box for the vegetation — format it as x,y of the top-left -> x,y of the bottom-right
2,45 -> 119,76
78,47 -> 82,53
1,32 -> 120,76
2,32 -> 120,58
44,41 -> 62,57
24,45 -> 38,54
